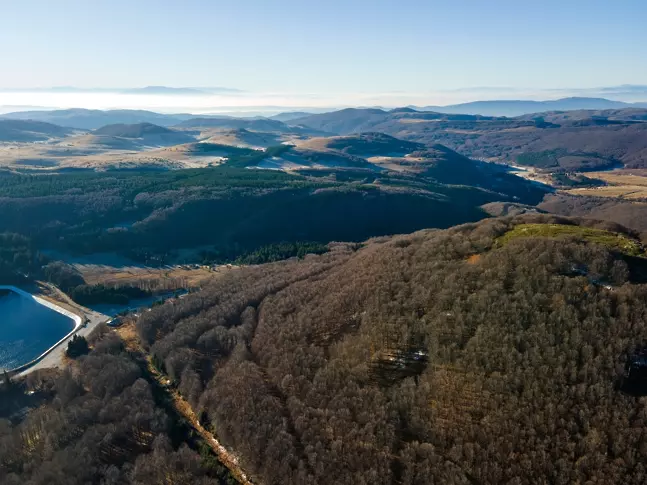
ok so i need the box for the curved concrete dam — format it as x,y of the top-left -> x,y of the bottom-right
0,286 -> 80,371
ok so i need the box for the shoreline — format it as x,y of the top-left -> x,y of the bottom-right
0,285 -> 83,374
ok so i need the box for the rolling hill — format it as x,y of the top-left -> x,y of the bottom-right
175,117 -> 296,133
517,108 -> 647,123
283,134 -> 533,187
7,105 -> 647,172
0,108 -> 192,129
199,128 -> 283,148
296,132 -> 425,156
92,122 -> 195,145
0,119 -> 75,142
269,111 -> 317,122
63,134 -> 143,150
0,136 -> 545,266
93,122 -> 176,138
293,107 -> 647,170
291,108 -> 393,133
292,108 -> 502,134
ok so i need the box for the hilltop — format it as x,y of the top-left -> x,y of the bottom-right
92,122 -> 194,146
0,119 -> 75,142
291,107 -> 394,133
269,111 -> 316,122
199,128 -> 283,149
296,132 -> 425,156
93,122 -> 176,138
175,116 -> 296,133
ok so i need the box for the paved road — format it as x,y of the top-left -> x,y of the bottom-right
17,288 -> 109,377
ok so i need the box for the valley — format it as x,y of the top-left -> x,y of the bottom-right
5,2 -> 647,484
4,105 -> 647,314
4,104 -> 647,485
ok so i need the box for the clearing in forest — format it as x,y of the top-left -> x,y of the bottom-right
564,171 -> 647,199
497,223 -> 645,257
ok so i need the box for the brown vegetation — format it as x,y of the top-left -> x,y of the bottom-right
78,265 -> 218,292
539,193 -> 647,238
129,214 -> 647,484
0,330 -> 237,485
294,108 -> 647,170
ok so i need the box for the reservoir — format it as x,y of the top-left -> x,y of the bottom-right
0,288 -> 76,371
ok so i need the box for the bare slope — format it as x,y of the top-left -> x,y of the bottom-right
200,128 -> 283,149
296,132 -> 424,156
93,122 -> 195,146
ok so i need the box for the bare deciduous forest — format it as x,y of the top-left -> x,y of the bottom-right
0,332 -> 237,485
122,214 -> 647,484
5,213 -> 647,484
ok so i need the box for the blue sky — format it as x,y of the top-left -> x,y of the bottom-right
1,0 -> 647,110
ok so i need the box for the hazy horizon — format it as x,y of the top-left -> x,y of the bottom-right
2,0 -> 647,116
2,84 -> 647,116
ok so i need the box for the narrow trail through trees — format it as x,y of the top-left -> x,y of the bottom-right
116,321 -> 258,485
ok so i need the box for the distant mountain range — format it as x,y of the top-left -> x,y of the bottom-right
3,97 -> 647,132
415,97 -> 647,117
0,108 -> 328,131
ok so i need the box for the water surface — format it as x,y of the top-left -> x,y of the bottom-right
0,290 -> 75,371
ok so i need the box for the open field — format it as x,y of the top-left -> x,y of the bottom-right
497,223 -> 645,256
581,170 -> 647,186
565,185 -> 647,199
199,128 -> 288,149
563,170 -> 647,199
0,141 -> 228,170
0,118 -> 313,171
365,155 -> 412,171
76,264 -> 230,290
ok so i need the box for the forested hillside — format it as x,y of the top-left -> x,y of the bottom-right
133,214 -> 647,484
0,233 -> 46,283
0,163 -> 544,265
292,108 -> 647,171
0,332 -> 236,485
540,193 -> 647,238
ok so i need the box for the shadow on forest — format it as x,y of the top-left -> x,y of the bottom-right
619,348 -> 647,397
